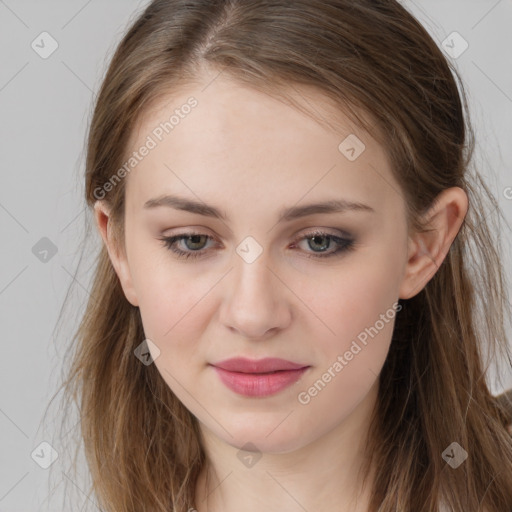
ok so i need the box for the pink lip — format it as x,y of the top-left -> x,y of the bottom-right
213,357 -> 308,373
210,357 -> 310,397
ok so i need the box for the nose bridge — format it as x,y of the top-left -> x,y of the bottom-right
232,234 -> 275,301
219,234 -> 290,338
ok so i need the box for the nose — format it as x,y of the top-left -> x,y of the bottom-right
218,250 -> 292,340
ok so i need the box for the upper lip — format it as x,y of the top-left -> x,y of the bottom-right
211,357 -> 309,373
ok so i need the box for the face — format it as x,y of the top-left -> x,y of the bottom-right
99,72 -> 414,454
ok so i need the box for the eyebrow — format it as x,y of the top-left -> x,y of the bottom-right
143,194 -> 375,223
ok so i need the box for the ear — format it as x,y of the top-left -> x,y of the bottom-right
93,200 -> 139,307
399,187 -> 468,300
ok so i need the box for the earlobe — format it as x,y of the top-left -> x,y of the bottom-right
399,187 -> 468,300
93,201 -> 139,307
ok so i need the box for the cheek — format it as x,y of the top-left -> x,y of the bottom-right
331,257 -> 402,377
297,251 -> 402,349
129,248 -> 214,346
295,264 -> 399,422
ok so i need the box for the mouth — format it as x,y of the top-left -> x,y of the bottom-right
209,357 -> 311,397
211,356 -> 309,373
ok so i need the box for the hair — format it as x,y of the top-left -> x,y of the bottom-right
49,1 -> 512,511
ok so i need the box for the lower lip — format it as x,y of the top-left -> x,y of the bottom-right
212,366 -> 310,397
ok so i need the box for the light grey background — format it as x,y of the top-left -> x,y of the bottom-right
0,1 -> 511,510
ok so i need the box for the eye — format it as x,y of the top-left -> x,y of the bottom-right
158,229 -> 355,260
290,229 -> 355,259
158,232 -> 214,260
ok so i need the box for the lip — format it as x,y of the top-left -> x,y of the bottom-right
210,357 -> 310,397
212,357 -> 308,373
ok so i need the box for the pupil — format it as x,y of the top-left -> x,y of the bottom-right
311,235 -> 328,251
188,235 -> 204,249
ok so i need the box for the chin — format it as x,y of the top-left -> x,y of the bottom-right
208,417 -> 314,455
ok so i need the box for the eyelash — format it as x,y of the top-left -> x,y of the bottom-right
158,229 -> 355,260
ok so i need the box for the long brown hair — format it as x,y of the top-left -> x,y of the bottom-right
51,1 -> 512,510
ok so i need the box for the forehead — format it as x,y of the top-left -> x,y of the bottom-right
123,75 -> 403,220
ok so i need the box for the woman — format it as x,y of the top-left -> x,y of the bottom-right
56,1 -> 512,510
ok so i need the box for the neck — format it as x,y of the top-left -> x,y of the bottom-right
193,382 -> 378,512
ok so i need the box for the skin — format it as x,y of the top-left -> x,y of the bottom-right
94,69 -> 468,512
